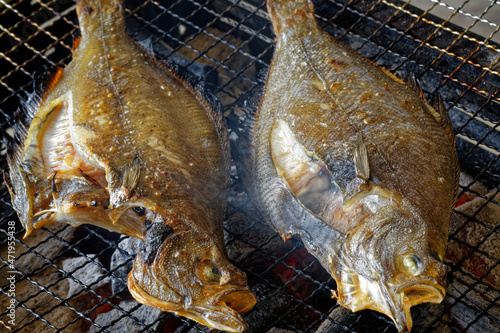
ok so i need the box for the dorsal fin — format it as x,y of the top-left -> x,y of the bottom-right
405,73 -> 426,99
428,92 -> 456,146
137,37 -> 155,56
161,57 -> 231,172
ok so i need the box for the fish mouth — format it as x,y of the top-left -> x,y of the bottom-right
209,286 -> 258,314
398,281 -> 445,304
335,272 -> 445,332
128,272 -> 256,332
390,282 -> 445,332
377,281 -> 445,332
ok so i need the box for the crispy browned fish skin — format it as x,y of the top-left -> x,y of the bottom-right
249,0 -> 459,331
7,0 -> 256,331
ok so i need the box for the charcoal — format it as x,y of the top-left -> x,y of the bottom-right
109,236 -> 142,297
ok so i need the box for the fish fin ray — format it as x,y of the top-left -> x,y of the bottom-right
353,134 -> 370,181
108,204 -> 147,239
160,57 -> 232,174
428,93 -> 460,204
20,92 -> 72,177
136,37 -> 154,55
404,73 -> 426,99
428,93 -> 456,146
108,155 -> 141,208
122,154 -> 141,193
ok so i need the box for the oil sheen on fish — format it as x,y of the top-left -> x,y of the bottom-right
250,0 -> 459,331
6,0 -> 256,331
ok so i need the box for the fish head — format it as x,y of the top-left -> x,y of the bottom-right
129,220 -> 256,332
330,206 -> 447,332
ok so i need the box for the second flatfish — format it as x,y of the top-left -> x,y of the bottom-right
248,0 -> 459,331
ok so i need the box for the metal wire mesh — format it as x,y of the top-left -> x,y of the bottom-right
0,0 -> 498,332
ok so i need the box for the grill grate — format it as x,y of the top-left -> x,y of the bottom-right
0,0 -> 499,332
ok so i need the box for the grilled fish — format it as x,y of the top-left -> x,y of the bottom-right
6,0 -> 256,331
248,0 -> 459,331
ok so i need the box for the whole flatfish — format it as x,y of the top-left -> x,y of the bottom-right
6,0 -> 256,331
249,0 -> 459,331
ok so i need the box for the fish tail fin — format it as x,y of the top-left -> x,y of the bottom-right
76,0 -> 126,39
267,0 -> 318,36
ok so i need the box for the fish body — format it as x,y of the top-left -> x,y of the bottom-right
249,0 -> 459,331
7,0 -> 256,331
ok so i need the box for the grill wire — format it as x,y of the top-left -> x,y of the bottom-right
0,0 -> 499,332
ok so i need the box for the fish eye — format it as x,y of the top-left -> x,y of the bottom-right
201,262 -> 221,284
403,255 -> 422,275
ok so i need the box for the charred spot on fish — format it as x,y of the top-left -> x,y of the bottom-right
81,5 -> 94,16
73,202 -> 80,207
326,58 -> 348,70
141,222 -> 174,265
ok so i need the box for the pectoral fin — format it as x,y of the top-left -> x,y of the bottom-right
108,155 -> 142,214
122,154 -> 141,193
353,134 -> 369,181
